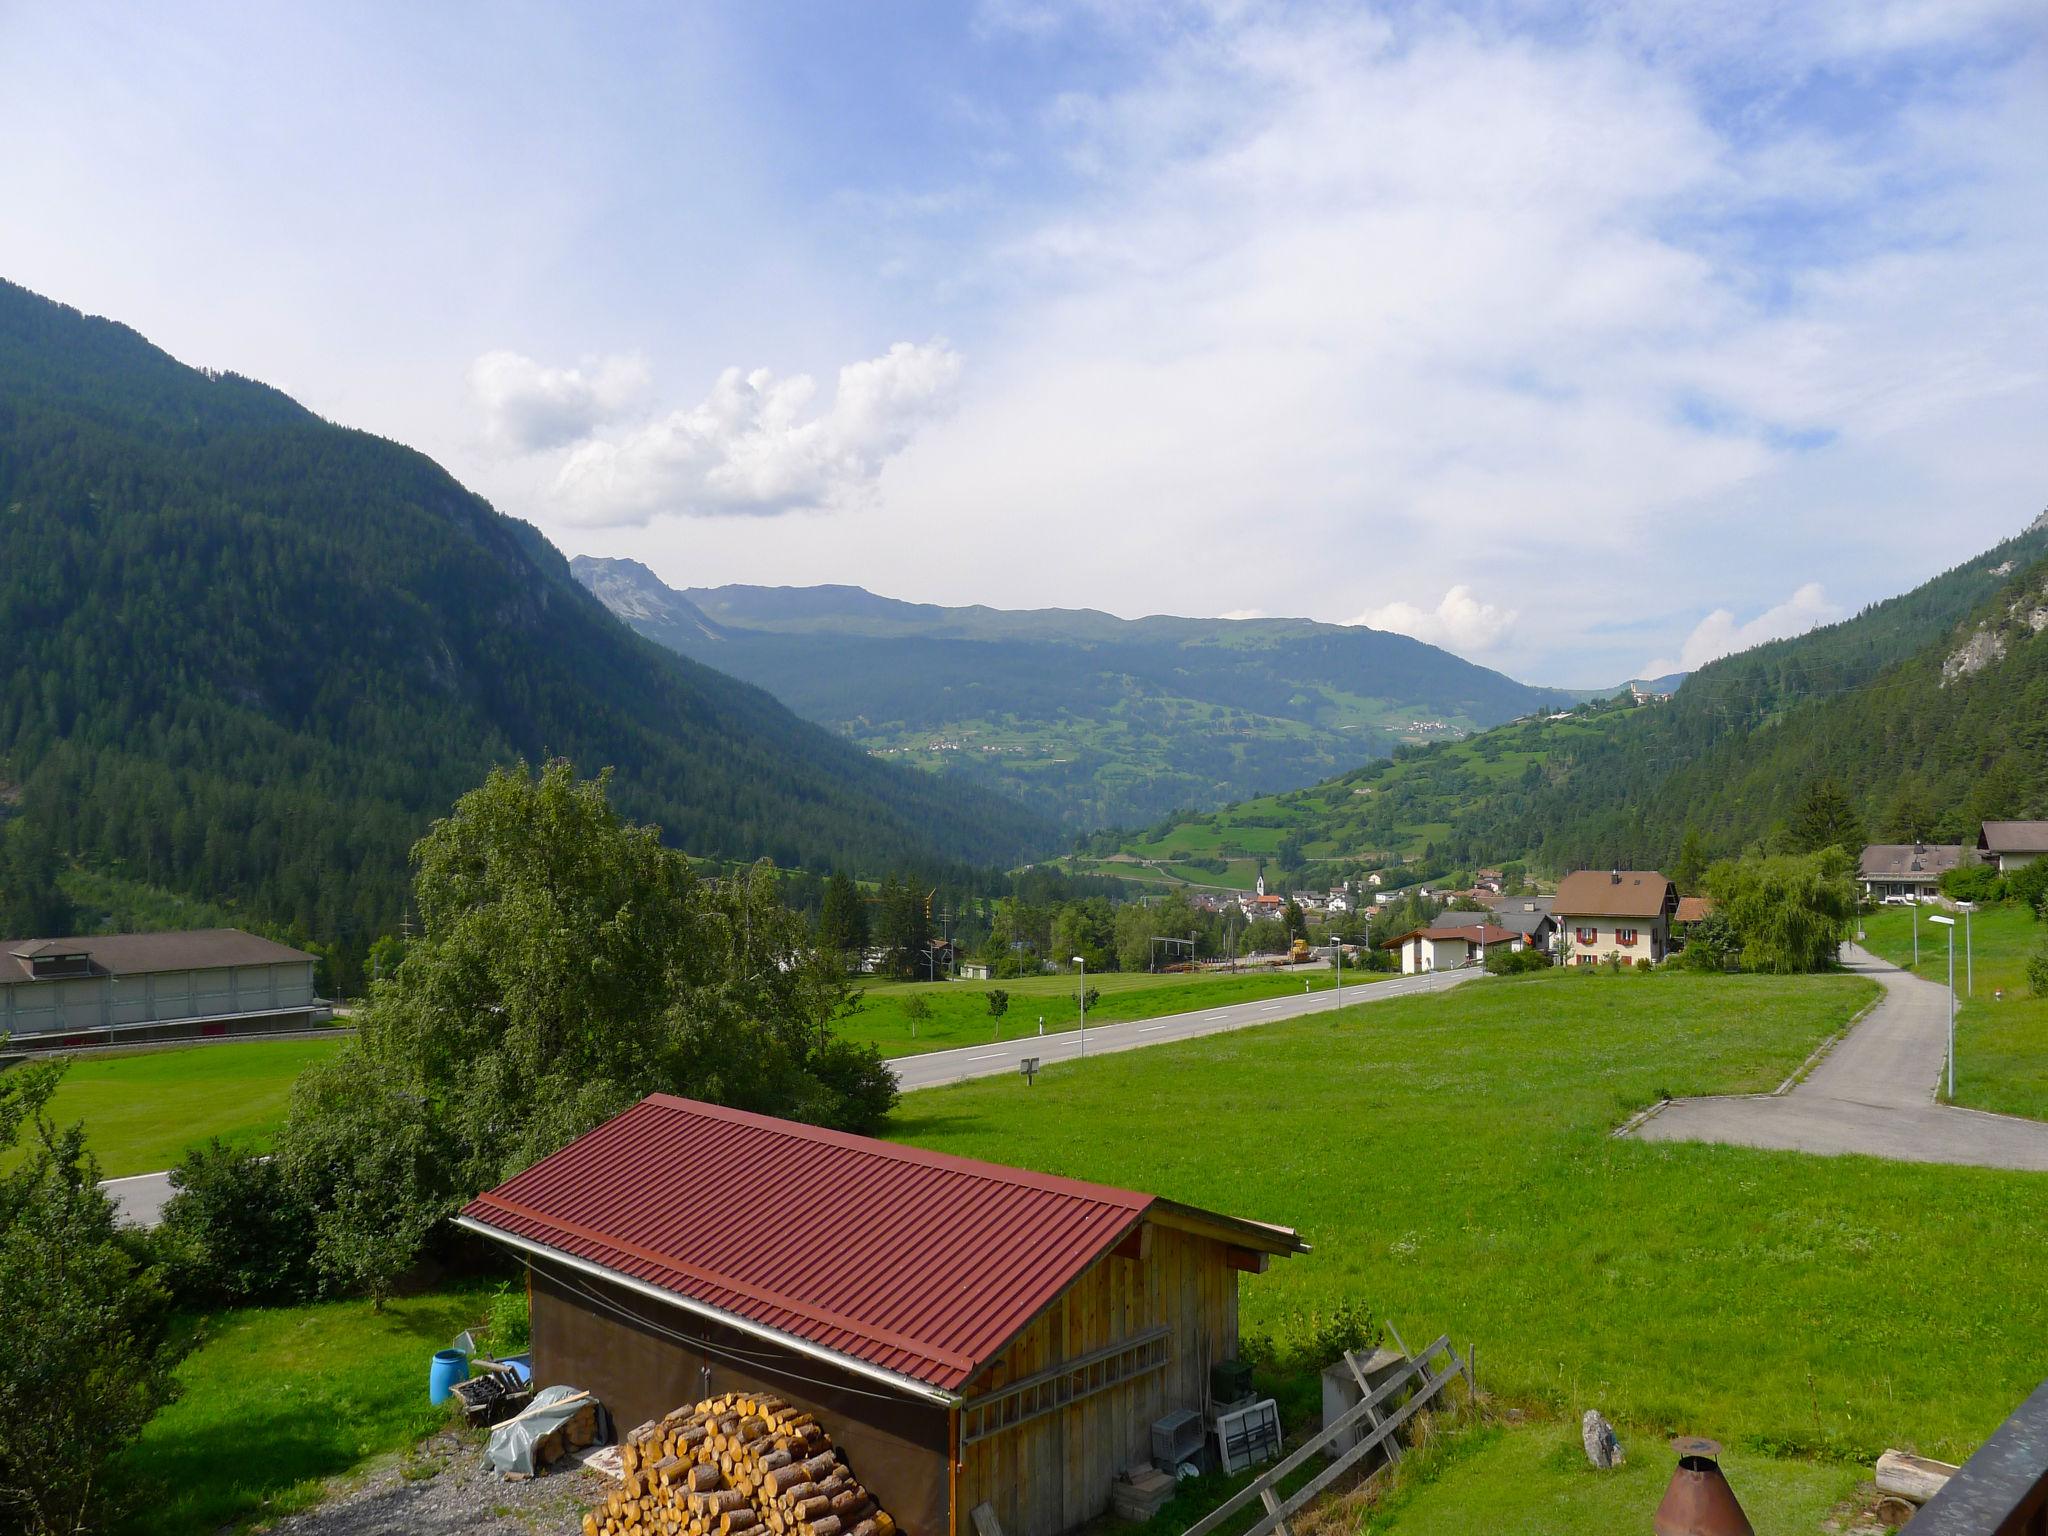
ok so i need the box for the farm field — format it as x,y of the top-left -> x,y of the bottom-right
3,1035 -> 348,1178
843,964 -> 1367,1055
891,967 -> 2048,1469
111,1286 -> 496,1535
1361,1420 -> 1865,1536
1860,903 -> 2048,1120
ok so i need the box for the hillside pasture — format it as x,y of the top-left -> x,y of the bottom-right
891,967 -> 2048,1463
1860,902 -> 2048,1120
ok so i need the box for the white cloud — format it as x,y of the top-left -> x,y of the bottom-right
1216,607 -> 1267,620
1349,586 -> 1519,655
1642,582 -> 1841,677
547,342 -> 963,526
467,350 -> 649,452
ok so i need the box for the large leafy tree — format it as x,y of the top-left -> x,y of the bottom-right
0,1060 -> 187,1534
1707,850 -> 1858,974
278,761 -> 893,1301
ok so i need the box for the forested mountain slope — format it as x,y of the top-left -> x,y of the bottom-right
574,558 -> 1578,829
1078,516 -> 2048,886
0,280 -> 1053,964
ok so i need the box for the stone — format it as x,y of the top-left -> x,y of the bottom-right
1582,1409 -> 1625,1469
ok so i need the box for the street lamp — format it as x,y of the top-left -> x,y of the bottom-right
1334,937 -> 1342,1012
1959,900 -> 1975,996
1072,956 -> 1087,1056
1930,914 -> 1957,1098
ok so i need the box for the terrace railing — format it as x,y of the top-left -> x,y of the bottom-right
1911,1380 -> 2048,1535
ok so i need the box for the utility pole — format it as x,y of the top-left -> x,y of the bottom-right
1931,913 -> 1957,1098
1072,955 -> 1087,1056
1962,901 -> 1974,996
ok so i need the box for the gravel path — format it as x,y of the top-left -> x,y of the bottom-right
258,1427 -> 603,1536
1629,945 -> 2048,1170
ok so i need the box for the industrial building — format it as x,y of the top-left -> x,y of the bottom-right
0,928 -> 325,1047
459,1094 -> 1308,1536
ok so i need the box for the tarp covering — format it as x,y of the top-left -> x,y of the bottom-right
483,1384 -> 611,1476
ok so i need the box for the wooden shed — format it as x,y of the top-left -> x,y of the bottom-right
458,1095 -> 1307,1536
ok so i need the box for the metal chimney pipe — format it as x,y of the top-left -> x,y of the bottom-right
1653,1438 -> 1755,1536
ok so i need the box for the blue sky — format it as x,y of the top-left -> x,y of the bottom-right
3,0 -> 2043,685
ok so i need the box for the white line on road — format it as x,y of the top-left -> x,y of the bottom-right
1138,1024 -> 1169,1032
967,1052 -> 1008,1062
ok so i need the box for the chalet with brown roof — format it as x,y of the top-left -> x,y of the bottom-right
1979,821 -> 2048,873
1553,870 -> 1678,966
1858,843 -> 1965,902
1380,923 -> 1517,974
0,928 -> 324,1047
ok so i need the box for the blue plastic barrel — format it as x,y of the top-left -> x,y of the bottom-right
429,1348 -> 469,1404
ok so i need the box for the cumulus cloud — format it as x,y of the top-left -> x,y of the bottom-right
1217,607 -> 1267,620
1642,582 -> 1841,677
547,341 -> 963,526
1349,586 -> 1519,655
468,350 -> 649,452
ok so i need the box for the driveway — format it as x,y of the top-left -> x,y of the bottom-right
101,966 -> 1481,1225
1629,945 -> 2048,1171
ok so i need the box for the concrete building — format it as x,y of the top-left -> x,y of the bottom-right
1553,870 -> 1678,966
0,928 -> 324,1048
1979,822 -> 2048,873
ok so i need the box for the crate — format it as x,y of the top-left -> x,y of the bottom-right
1151,1409 -> 1204,1470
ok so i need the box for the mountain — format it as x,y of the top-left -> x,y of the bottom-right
1075,516 -> 2048,888
573,558 -> 1578,829
0,279 -> 1054,970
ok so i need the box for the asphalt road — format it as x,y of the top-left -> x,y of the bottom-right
1630,944 -> 2048,1170
100,966 -> 1479,1225
889,966 -> 1478,1090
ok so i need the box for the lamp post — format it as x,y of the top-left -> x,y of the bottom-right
1960,900 -> 1974,996
1334,937 -> 1342,1012
1912,900 -> 1920,968
1930,914 -> 1957,1098
1072,956 -> 1087,1057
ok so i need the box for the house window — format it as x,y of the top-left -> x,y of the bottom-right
1575,954 -> 1597,967
1575,927 -> 1598,947
1616,928 -> 1638,946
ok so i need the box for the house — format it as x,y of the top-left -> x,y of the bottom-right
1979,822 -> 2048,873
1553,870 -> 1678,966
1364,872 -> 1384,888
1239,891 -> 1285,920
958,960 -> 992,981
1672,895 -> 1716,926
1433,904 -> 1555,954
458,1095 -> 1307,1536
1325,889 -> 1350,914
1381,923 -> 1517,974
0,928 -> 325,1049
1858,843 -> 1965,902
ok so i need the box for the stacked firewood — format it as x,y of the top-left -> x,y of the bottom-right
583,1392 -> 899,1536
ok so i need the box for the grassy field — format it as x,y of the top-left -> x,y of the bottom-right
113,1286 -> 497,1535
1360,1421 -> 1865,1536
3,1035 -> 347,1177
890,967 -> 2048,1466
841,965 -> 1368,1055
1859,903 -> 2048,1120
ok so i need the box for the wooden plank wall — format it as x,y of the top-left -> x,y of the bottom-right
957,1223 -> 1240,1536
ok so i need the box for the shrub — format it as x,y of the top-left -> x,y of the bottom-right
2,1059 -> 189,1534
1634,957 -> 1654,971
1483,946 -> 1548,975
484,1280 -> 530,1355
1940,864 -> 2006,904
2029,935 -> 2048,999
155,1138 -> 317,1307
2009,858 -> 2048,918
984,989 -> 1010,1019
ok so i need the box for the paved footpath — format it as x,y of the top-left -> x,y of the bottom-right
101,966 -> 1478,1225
1630,944 -> 2048,1171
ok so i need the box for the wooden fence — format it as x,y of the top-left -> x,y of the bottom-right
1181,1332 -> 1472,1536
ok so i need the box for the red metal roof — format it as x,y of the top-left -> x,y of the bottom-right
462,1095 -> 1300,1394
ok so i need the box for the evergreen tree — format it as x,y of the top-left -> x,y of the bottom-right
1789,777 -> 1864,856
1672,827 -> 1710,894
818,872 -> 868,965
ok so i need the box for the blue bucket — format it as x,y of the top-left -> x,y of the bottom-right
429,1348 -> 469,1404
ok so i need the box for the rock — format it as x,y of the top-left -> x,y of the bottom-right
1582,1410 -> 1625,1469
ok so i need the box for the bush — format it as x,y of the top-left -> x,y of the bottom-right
1634,957 -> 1654,971
1483,946 -> 1548,975
984,989 -> 1010,1019
484,1280 -> 530,1356
1940,864 -> 2006,904
2029,935 -> 2048,999
2,1059 -> 189,1534
2009,858 -> 2048,918
154,1139 -> 317,1308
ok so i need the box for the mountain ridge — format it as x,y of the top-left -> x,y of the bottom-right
572,556 -> 1584,829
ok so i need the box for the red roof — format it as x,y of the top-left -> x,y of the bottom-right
462,1095 -> 1301,1395
1380,924 -> 1517,948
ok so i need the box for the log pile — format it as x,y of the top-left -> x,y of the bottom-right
583,1392 -> 899,1536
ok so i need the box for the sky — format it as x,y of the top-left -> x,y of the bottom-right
2,1 -> 2043,687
